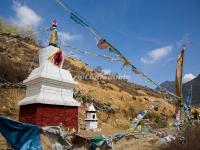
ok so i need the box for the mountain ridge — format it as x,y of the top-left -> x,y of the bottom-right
156,74 -> 200,105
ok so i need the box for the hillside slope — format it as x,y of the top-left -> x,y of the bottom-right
0,32 -> 175,129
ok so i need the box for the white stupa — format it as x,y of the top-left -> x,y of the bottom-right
18,20 -> 80,130
85,103 -> 98,130
18,44 -> 80,106
18,20 -> 80,107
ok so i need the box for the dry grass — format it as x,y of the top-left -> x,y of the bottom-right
0,88 -> 25,119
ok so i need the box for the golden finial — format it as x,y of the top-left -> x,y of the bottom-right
49,19 -> 58,47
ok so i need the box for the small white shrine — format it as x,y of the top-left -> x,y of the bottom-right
85,103 -> 98,130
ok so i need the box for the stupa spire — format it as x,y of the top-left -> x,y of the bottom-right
49,19 -> 58,47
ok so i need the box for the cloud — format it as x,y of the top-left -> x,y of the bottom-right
58,32 -> 81,43
183,73 -> 196,83
140,46 -> 173,64
12,2 -> 42,28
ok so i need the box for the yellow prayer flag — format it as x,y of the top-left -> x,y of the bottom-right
175,49 -> 185,98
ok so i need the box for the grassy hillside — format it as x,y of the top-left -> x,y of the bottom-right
0,31 -> 177,130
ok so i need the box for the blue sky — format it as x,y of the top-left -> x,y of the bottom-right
0,0 -> 200,88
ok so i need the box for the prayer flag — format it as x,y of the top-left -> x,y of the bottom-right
97,39 -> 110,49
0,116 -> 42,150
175,49 -> 184,98
185,87 -> 192,115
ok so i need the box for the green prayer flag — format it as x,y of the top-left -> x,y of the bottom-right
90,136 -> 105,142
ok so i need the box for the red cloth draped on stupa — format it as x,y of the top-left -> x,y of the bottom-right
53,49 -> 63,67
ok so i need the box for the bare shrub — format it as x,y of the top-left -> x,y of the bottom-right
0,55 -> 28,83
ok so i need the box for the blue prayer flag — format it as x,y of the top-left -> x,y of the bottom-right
185,88 -> 192,115
0,116 -> 42,150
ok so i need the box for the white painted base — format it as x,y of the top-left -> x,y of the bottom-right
18,45 -> 80,107
85,121 -> 98,130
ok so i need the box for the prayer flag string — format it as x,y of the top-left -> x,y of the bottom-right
62,44 -> 120,62
54,0 -> 180,99
55,0 -> 102,40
